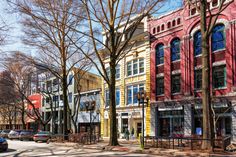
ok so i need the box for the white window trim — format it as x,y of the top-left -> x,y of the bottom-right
126,58 -> 146,77
126,84 -> 145,106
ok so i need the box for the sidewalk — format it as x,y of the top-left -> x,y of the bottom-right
53,138 -> 236,157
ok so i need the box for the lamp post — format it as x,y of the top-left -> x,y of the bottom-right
137,90 -> 149,149
85,101 -> 96,144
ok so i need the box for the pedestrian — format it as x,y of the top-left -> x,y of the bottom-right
131,127 -> 134,140
125,128 -> 130,141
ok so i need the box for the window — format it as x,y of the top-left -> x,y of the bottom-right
157,26 -> 160,32
194,31 -> 202,56
172,20 -> 176,27
161,24 -> 165,31
190,8 -> 197,16
212,0 -> 218,7
106,67 -> 110,78
171,38 -> 180,61
68,93 -> 72,103
139,58 -> 144,73
115,88 -> 120,106
156,44 -> 164,65
194,69 -> 202,90
116,65 -> 120,79
127,62 -> 132,76
212,24 -> 225,52
153,28 -> 156,34
53,95 -> 59,102
68,75 -> 73,85
177,18 -> 181,25
105,90 -> 110,107
167,22 -> 171,28
171,74 -> 181,93
126,58 -> 145,76
127,84 -> 144,105
105,89 -> 120,107
133,59 -> 138,75
213,66 -> 226,88
156,77 -> 164,95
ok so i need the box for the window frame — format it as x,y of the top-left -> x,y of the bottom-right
194,31 -> 202,56
156,44 -> 164,65
126,58 -> 145,77
211,24 -> 225,52
171,38 -> 181,62
127,84 -> 145,105
213,65 -> 226,89
194,69 -> 202,90
171,74 -> 181,94
156,77 -> 164,95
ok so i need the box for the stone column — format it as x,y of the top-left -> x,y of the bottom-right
184,104 -> 192,136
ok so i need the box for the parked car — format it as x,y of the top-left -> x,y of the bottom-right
33,131 -> 51,142
19,130 -> 35,141
8,130 -> 21,140
0,137 -> 8,151
0,130 -> 10,138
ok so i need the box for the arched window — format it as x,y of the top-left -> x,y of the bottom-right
194,31 -> 201,56
156,44 -> 164,65
167,22 -> 171,28
171,38 -> 180,61
161,24 -> 165,31
172,20 -> 176,27
153,28 -> 156,34
157,26 -> 160,32
212,24 -> 225,52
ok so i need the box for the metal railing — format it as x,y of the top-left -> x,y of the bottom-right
144,135 -> 231,152
50,133 -> 101,144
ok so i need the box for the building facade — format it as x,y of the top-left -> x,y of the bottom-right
149,0 -> 236,141
101,17 -> 151,138
41,69 -> 101,134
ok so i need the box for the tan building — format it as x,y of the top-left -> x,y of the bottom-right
101,17 -> 151,138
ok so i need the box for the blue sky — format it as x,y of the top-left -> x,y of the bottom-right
0,0 -> 183,56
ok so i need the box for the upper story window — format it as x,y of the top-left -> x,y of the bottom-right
171,38 -> 180,61
115,88 -> 120,106
157,26 -> 160,33
127,58 -> 145,77
156,77 -> 164,95
171,74 -> 181,94
167,22 -> 171,29
161,24 -> 165,31
194,31 -> 202,56
156,44 -> 164,65
153,28 -> 156,34
177,18 -> 181,25
106,65 -> 120,79
213,65 -> 226,88
68,92 -> 72,103
116,65 -> 120,79
127,84 -> 144,105
105,90 -> 110,107
212,0 -> 218,7
212,24 -> 225,52
194,69 -> 202,90
172,20 -> 176,27
68,74 -> 73,85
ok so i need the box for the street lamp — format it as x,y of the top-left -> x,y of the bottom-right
85,101 -> 96,144
137,90 -> 149,149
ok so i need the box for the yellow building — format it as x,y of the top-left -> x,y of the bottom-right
101,17 -> 151,138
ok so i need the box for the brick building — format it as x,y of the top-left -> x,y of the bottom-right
148,0 -> 236,141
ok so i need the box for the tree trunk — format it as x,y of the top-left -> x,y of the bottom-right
62,74 -> 69,140
108,61 -> 119,146
200,0 -> 213,149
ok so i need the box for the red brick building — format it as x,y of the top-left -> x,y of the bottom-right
148,0 -> 236,142
26,94 -> 42,131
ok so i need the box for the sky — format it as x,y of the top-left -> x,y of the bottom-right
0,0 -> 183,73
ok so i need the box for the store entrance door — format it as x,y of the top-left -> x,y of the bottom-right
137,122 -> 142,137
159,118 -> 170,136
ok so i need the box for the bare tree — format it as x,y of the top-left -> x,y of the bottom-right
74,0 -> 166,146
186,0 -> 233,149
8,0 -> 91,140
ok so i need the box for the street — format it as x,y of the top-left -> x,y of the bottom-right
0,140 -> 163,157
